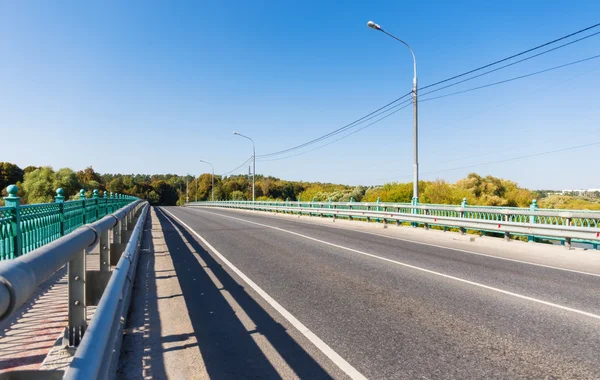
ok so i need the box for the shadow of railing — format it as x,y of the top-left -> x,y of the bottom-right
155,208 -> 333,379
0,268 -> 68,373
117,212 -> 168,379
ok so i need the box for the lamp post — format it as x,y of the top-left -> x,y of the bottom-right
199,160 -> 215,202
233,131 -> 255,202
367,21 -> 419,204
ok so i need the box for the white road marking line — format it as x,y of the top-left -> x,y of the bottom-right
158,208 -> 368,380
190,207 -> 600,322
189,206 -> 600,278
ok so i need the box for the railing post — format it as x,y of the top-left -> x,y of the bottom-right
110,213 -> 122,265
79,189 -> 86,224
565,217 -> 572,249
411,197 -> 418,228
3,185 -> 21,258
504,213 -> 511,241
528,199 -> 537,243
68,247 -> 86,346
348,198 -> 353,221
99,225 -> 110,272
55,188 -> 65,237
459,198 -> 467,235
376,197 -> 381,223
121,203 -> 130,241
93,189 -> 99,220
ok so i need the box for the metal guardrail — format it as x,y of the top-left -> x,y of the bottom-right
188,200 -> 600,249
0,199 -> 149,379
0,185 -> 137,260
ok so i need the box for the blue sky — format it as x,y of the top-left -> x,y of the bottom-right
1,0 -> 599,190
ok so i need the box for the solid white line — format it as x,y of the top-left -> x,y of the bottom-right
190,207 -> 600,321
190,206 -> 600,278
158,207 -> 368,380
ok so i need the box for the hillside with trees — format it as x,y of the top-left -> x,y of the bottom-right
0,162 -> 598,210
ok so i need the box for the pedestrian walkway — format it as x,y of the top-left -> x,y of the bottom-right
118,207 -> 207,379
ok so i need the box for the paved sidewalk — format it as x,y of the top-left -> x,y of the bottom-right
118,207 -> 207,379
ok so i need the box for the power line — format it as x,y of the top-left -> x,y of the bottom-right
256,22 -> 600,160
419,22 -> 600,90
257,92 -> 412,158
259,100 -> 413,162
375,141 -> 600,182
420,30 -> 600,97
261,53 -> 600,164
221,156 -> 253,176
420,54 -> 600,103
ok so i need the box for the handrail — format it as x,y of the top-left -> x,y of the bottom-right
1,184 -> 139,260
64,202 -> 149,380
0,200 -> 141,322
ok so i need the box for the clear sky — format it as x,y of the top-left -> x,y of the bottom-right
1,0 -> 599,190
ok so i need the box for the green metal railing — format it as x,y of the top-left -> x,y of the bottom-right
0,185 -> 137,260
189,198 -> 600,249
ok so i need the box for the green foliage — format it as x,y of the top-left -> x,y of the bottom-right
364,182 -> 413,203
0,162 -> 24,192
22,167 -> 56,204
230,190 -> 245,200
3,161 -> 599,210
147,191 -> 160,205
538,195 -> 600,210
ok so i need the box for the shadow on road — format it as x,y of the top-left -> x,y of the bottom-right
118,213 -> 168,379
155,208 -> 333,379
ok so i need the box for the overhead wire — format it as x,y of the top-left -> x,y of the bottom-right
419,22 -> 600,90
419,54 -> 600,103
374,141 -> 600,182
255,22 -> 600,160
221,156 -> 253,176
419,30 -> 600,97
258,52 -> 600,164
257,91 -> 412,158
259,100 -> 413,162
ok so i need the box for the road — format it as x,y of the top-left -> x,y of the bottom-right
158,206 -> 600,379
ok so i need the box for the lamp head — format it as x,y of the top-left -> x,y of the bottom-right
233,131 -> 239,135
367,21 -> 381,30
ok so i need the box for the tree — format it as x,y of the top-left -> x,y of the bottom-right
147,190 -> 160,205
152,180 -> 178,205
0,162 -> 24,191
230,190 -> 245,200
53,168 -> 81,199
108,178 -> 126,194
22,167 -> 56,204
76,166 -> 103,186
23,166 -> 39,175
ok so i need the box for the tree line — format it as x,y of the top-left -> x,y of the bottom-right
1,162 -> 598,210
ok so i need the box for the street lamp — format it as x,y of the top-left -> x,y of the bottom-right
199,160 -> 215,202
367,21 -> 419,204
233,131 -> 256,202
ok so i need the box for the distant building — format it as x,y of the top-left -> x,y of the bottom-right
561,189 -> 600,195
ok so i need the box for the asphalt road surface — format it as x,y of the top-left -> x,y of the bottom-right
158,206 -> 600,379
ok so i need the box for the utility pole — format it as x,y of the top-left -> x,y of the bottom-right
233,131 -> 256,202
368,21 -> 419,204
